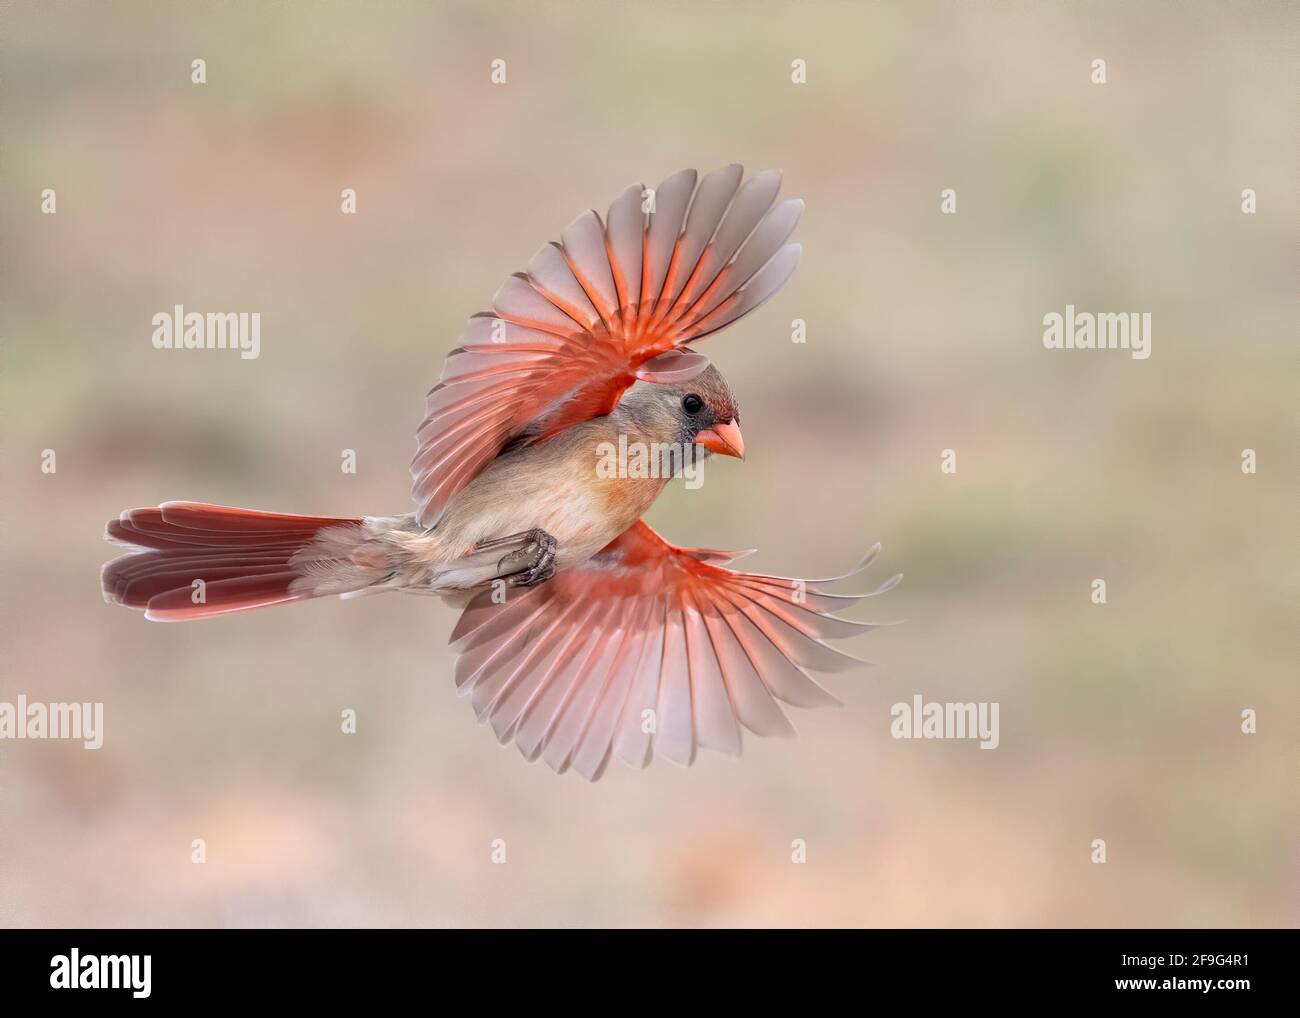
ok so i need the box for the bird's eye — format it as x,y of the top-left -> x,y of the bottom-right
681,394 -> 704,415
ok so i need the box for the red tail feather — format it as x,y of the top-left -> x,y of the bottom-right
102,502 -> 364,621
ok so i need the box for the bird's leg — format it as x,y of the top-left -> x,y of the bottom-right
473,528 -> 558,587
421,529 -> 559,591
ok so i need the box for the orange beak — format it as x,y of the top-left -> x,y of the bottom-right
694,419 -> 745,460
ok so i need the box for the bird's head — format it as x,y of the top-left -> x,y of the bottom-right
620,361 -> 744,461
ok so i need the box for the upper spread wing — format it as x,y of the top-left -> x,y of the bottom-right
411,165 -> 803,526
447,520 -> 900,780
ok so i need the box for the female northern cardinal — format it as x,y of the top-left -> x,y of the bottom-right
103,165 -> 899,779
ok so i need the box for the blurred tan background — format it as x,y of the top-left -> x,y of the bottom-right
1,0 -> 1294,927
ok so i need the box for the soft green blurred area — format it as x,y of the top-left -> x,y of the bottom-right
1,0 -> 1294,927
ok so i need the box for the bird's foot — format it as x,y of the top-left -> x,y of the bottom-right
477,528 -> 558,587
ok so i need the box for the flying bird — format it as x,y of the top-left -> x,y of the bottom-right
101,165 -> 899,779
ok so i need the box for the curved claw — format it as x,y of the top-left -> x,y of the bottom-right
502,529 -> 558,587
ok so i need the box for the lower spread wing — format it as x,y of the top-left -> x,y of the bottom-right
447,520 -> 901,780
411,165 -> 803,526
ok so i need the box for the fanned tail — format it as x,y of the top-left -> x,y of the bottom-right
101,502 -> 384,621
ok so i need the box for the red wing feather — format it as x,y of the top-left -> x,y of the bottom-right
411,165 -> 803,526
447,520 -> 899,780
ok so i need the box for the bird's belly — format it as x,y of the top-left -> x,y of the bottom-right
525,476 -> 666,568
438,473 -> 662,570
530,495 -> 623,568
